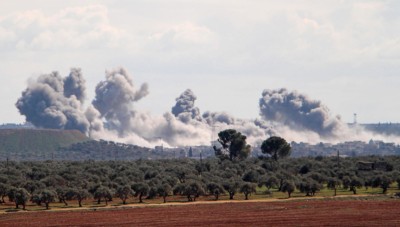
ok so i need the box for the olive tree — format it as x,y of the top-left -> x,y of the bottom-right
157,184 -> 172,203
297,178 -> 321,196
327,178 -> 341,196
115,185 -> 133,204
67,188 -> 90,207
132,182 -> 149,203
372,175 -> 392,194
222,180 -> 241,200
240,183 -> 257,200
56,187 -> 69,206
349,177 -> 363,195
173,181 -> 205,202
38,190 -> 57,210
13,188 -> 30,210
281,181 -> 295,198
0,183 -> 9,203
206,182 -> 225,201
94,186 -> 113,205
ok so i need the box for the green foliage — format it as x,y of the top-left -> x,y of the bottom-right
281,181 -> 295,198
157,184 -> 172,203
349,177 -> 364,194
223,180 -> 241,200
0,183 -> 9,203
296,178 -> 322,196
242,170 -> 260,183
22,180 -> 45,194
36,189 -> 57,209
261,136 -> 291,161
0,155 -> 398,210
327,177 -> 341,196
66,188 -> 89,207
240,183 -> 257,200
214,129 -> 251,161
372,175 -> 392,194
258,175 -> 279,191
206,182 -> 224,200
13,188 -> 30,209
55,187 -> 69,206
94,186 -> 113,205
173,181 -> 205,202
131,182 -> 149,203
115,185 -> 133,204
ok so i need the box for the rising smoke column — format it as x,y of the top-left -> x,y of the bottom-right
171,89 -> 202,123
259,88 -> 346,137
92,67 -> 149,136
63,68 -> 86,103
15,69 -> 90,133
171,89 -> 236,126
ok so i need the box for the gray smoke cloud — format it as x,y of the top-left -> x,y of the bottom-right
171,89 -> 236,126
202,111 -> 235,125
259,88 -> 346,137
170,89 -> 272,145
63,68 -> 86,103
18,67 -> 400,148
16,69 -> 90,133
171,89 -> 202,123
92,67 -> 149,136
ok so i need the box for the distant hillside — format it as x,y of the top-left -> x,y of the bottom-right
58,140 -> 152,161
0,129 -> 90,160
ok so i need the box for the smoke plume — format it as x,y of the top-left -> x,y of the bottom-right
171,89 -> 202,123
16,69 -> 90,133
92,68 -> 149,136
259,88 -> 346,138
202,111 -> 235,125
16,67 -> 400,148
63,68 -> 86,103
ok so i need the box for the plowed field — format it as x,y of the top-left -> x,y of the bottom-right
1,199 -> 399,226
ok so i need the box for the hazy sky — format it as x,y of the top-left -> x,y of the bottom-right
1,0 -> 399,124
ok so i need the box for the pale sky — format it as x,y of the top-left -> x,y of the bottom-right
1,0 -> 399,124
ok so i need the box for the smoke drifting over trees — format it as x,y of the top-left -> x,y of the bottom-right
16,67 -> 400,147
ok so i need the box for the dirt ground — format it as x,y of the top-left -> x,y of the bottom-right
0,198 -> 399,227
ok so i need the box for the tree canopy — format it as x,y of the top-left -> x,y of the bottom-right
261,136 -> 291,161
213,129 -> 251,161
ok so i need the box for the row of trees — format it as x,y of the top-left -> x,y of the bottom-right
0,156 -> 399,209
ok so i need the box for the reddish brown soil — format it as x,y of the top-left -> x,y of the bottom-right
0,199 -> 399,226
